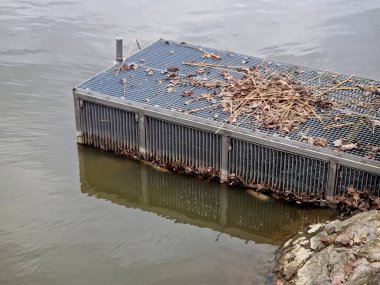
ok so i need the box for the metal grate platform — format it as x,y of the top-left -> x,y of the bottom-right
78,39 -> 380,161
74,39 -> 380,198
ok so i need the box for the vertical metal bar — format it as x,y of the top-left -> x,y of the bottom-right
220,135 -> 229,182
138,113 -> 146,159
116,37 -> 123,62
326,161 -> 338,199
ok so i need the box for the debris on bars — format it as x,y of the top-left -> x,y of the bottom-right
163,62 -> 333,133
300,135 -> 328,147
117,147 -> 220,180
201,51 -> 221,60
227,174 -> 325,205
333,139 -> 359,151
335,187 -> 380,215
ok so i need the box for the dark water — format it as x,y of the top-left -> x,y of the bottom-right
1,0 -> 379,284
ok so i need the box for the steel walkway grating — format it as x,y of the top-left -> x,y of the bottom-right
78,39 -> 380,162
74,39 -> 380,199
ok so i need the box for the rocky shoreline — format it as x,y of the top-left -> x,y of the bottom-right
274,211 -> 380,285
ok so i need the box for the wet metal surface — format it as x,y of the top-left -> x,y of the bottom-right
1,0 -> 379,284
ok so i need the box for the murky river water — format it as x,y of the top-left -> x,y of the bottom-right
1,1 -> 379,284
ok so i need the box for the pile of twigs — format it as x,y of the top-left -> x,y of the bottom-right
182,63 -> 331,133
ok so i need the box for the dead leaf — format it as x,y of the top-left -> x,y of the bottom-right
371,120 -> 380,127
145,68 -> 154,75
167,66 -> 179,72
202,52 -> 221,60
204,82 -> 215,89
341,143 -> 358,151
182,90 -> 193,97
333,139 -> 343,147
314,137 -> 327,147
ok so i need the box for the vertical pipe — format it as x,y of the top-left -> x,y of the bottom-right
116,37 -> 123,62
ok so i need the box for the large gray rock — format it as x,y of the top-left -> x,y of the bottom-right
274,211 -> 380,285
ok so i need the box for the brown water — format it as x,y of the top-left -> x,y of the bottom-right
1,0 -> 379,284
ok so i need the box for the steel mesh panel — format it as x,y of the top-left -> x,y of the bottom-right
145,117 -> 221,169
79,100 -> 139,152
335,166 -> 380,195
78,39 -> 380,162
228,138 -> 329,195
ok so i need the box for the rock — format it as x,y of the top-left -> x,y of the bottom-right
307,223 -> 324,234
294,236 -> 307,245
294,245 -> 333,285
283,238 -> 293,248
325,220 -> 340,235
274,210 -> 380,285
335,233 -> 353,247
358,238 -> 380,262
310,231 -> 331,251
284,261 -> 299,280
346,263 -> 380,285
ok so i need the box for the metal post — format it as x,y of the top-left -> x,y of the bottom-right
326,161 -> 338,200
116,37 -> 123,62
73,94 -> 83,144
138,113 -> 147,159
220,135 -> 229,182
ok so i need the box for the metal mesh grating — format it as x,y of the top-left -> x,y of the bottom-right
79,100 -> 139,153
334,166 -> 380,195
78,39 -> 380,162
145,117 -> 221,169
229,138 -> 329,195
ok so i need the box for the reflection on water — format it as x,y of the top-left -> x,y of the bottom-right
79,145 -> 336,245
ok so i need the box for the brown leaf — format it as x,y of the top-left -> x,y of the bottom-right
167,66 -> 179,72
145,68 -> 154,75
314,137 -> 327,147
341,143 -> 358,151
333,139 -> 358,151
182,90 -> 193,97
204,82 -> 215,88
333,139 -> 343,147
202,52 -> 221,60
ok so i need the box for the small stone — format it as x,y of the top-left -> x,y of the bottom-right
283,238 -> 293,248
325,220 -> 340,235
308,223 -> 324,234
294,236 -> 307,245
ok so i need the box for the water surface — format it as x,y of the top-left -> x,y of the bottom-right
1,0 -> 379,284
